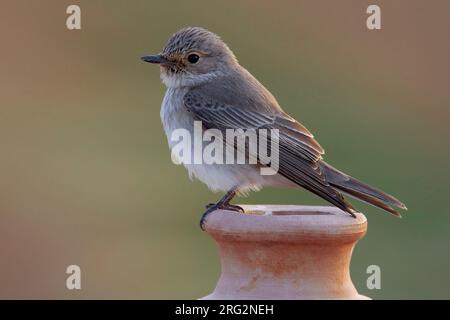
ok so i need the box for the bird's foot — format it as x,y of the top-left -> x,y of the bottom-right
205,203 -> 244,212
200,203 -> 245,231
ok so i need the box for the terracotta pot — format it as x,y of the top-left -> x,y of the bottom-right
201,205 -> 369,300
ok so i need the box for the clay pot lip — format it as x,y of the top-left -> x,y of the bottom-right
204,205 -> 367,242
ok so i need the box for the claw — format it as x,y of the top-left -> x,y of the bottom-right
200,203 -> 245,231
224,204 -> 244,213
200,189 -> 242,231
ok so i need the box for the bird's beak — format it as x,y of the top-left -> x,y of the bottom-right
141,54 -> 169,64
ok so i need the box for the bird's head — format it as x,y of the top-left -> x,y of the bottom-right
141,27 -> 237,88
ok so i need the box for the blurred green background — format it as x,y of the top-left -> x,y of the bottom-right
1,0 -> 449,299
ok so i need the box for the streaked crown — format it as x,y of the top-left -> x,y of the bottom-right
162,27 -> 235,59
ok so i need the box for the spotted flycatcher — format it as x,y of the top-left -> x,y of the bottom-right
141,27 -> 406,229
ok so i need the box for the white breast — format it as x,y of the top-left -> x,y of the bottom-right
159,88 -> 293,194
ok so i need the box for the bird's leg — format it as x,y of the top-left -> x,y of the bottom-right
200,188 -> 244,230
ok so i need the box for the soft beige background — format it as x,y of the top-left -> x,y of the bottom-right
1,0 -> 449,299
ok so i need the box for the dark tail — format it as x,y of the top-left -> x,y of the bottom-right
321,161 -> 407,217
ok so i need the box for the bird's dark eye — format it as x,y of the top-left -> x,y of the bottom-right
187,54 -> 200,64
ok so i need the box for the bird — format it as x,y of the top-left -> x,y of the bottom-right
141,26 -> 406,230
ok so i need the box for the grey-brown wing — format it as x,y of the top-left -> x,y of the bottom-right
183,89 -> 355,213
